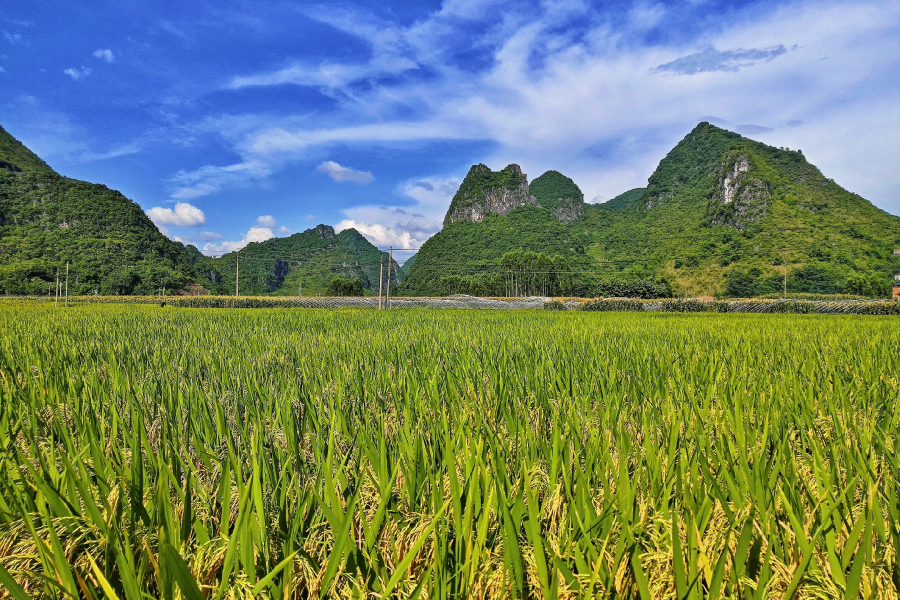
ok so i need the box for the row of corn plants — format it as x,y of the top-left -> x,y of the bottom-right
1,305 -> 899,598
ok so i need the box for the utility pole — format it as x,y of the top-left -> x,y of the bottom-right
378,255 -> 384,310
783,259 -> 787,299
235,251 -> 240,298
55,268 -> 59,306
65,262 -> 69,307
298,283 -> 302,296
386,247 -> 392,309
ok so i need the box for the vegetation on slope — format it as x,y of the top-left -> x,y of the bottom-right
588,122 -> 900,296
410,122 -> 900,298
0,126 -> 201,295
402,204 -> 588,295
528,170 -> 585,222
195,225 -> 400,297
599,187 -> 645,210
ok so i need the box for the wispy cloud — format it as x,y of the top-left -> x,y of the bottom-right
93,49 -> 115,63
169,160 -> 270,199
177,0 -> 900,229
2,31 -> 23,45
146,202 -> 206,227
653,45 -> 794,75
315,160 -> 374,184
63,66 -> 92,80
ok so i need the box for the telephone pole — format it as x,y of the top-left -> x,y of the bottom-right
65,262 -> 69,307
378,255 -> 384,310
55,268 -> 59,306
235,251 -> 240,298
783,259 -> 787,299
386,247 -> 392,309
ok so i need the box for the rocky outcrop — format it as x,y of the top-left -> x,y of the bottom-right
720,154 -> 750,204
707,153 -> 771,230
550,200 -> 584,224
308,224 -> 336,240
443,164 -> 537,226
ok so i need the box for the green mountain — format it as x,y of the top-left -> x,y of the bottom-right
0,125 -> 202,295
398,253 -> 417,278
195,225 -> 401,296
528,170 -> 585,223
599,188 -> 645,210
4,121 -> 896,299
588,122 -> 900,296
404,122 -> 900,297
443,163 -> 536,227
0,124 -> 401,297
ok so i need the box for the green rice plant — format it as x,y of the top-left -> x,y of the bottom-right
0,306 -> 898,599
542,300 -> 568,311
576,298 -> 644,312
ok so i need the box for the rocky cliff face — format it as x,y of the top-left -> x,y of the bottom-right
707,152 -> 771,230
312,224 -> 336,240
443,164 -> 537,226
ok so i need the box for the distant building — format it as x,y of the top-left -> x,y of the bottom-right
895,275 -> 900,300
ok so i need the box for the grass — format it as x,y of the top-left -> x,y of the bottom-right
1,304 -> 898,599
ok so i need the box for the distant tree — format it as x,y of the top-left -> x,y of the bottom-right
844,272 -> 891,297
327,276 -> 363,296
725,268 -> 758,298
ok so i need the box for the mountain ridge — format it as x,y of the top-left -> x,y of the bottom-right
3,121 -> 898,298
0,125 -> 401,296
403,122 -> 900,297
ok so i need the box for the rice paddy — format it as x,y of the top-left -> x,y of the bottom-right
1,304 -> 898,599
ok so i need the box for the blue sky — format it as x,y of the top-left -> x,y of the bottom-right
1,0 -> 898,256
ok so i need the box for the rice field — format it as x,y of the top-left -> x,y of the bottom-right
1,304 -> 898,599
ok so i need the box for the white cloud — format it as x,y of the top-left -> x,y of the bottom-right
93,49 -> 115,63
202,226 -> 274,254
335,176 -> 458,248
315,160 -> 374,184
181,0 -> 900,214
146,202 -> 206,227
200,231 -> 223,240
0,66 -> 5,73
63,66 -> 92,80
256,215 -> 291,234
304,214 -> 316,221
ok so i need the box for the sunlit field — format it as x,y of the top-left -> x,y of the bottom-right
1,304 -> 898,599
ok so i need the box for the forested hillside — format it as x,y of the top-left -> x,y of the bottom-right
195,225 -> 400,296
0,125 -> 202,295
0,124 -> 403,296
581,122 -> 900,296
403,122 -> 900,297
3,121 -> 897,298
